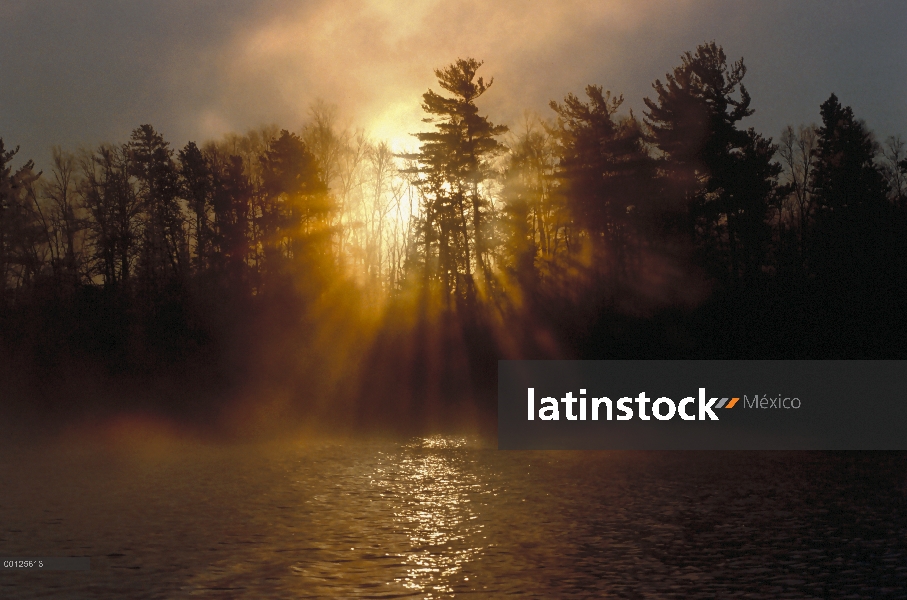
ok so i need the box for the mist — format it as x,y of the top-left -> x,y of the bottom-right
1,3 -> 906,444
2,1 -> 904,168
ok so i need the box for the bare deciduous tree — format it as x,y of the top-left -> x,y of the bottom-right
778,124 -> 818,245
881,135 -> 907,208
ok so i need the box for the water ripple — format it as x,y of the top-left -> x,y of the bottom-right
1,440 -> 905,598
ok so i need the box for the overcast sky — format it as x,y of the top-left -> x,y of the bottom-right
1,0 -> 905,169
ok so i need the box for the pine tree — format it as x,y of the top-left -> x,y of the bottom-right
811,94 -> 888,213
809,94 -> 891,280
127,125 -> 186,290
644,42 -> 780,281
209,153 -> 251,286
259,130 -> 329,272
407,58 -> 508,303
178,141 -> 213,274
549,86 -> 654,277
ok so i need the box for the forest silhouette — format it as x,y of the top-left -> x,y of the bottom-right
2,43 -> 906,437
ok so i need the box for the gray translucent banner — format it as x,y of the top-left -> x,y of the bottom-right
498,361 -> 907,450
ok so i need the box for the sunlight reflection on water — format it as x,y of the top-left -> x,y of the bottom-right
3,437 -> 906,598
380,436 -> 486,596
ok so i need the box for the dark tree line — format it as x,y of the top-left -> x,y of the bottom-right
2,42 -> 906,428
492,44 -> 907,359
0,124 -> 337,421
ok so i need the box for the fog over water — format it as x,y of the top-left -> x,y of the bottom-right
2,4 -> 906,596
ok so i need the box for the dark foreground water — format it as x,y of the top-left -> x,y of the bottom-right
2,436 -> 906,598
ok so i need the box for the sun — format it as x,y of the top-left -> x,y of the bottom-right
364,102 -> 426,155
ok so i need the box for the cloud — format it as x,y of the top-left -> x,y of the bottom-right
0,0 -> 904,166
169,0 -> 681,150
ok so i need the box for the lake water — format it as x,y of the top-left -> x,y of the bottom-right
2,436 -> 906,598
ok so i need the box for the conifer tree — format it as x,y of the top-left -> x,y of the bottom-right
259,130 -> 329,271
550,86 -> 654,277
178,141 -> 213,274
408,58 -> 508,303
128,125 -> 186,290
644,42 -> 780,281
811,94 -> 888,213
809,94 -> 892,280
209,153 -> 251,286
